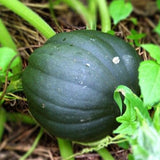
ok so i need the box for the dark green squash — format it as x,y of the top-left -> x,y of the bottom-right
22,30 -> 141,142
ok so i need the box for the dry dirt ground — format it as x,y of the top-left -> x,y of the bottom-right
0,0 -> 160,160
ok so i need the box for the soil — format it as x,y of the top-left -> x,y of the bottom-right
0,0 -> 159,160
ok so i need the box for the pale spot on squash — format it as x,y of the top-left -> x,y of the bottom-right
112,56 -> 120,64
80,119 -> 85,122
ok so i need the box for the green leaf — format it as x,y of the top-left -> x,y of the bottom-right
128,154 -> 134,160
141,44 -> 160,64
156,0 -> 160,10
154,21 -> 160,35
139,60 -> 160,106
114,85 -> 151,135
131,123 -> 160,160
127,29 -> 146,46
6,79 -> 23,93
129,17 -> 138,25
114,86 -> 138,135
114,95 -> 138,135
109,0 -> 133,25
153,104 -> 160,133
0,47 -> 22,82
118,141 -> 130,150
127,30 -> 146,40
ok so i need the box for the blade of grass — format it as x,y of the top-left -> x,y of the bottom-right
0,19 -> 17,51
0,107 -> 6,142
48,0 -> 63,32
96,0 -> 111,32
57,138 -> 75,160
0,0 -> 55,39
20,127 -> 43,160
60,0 -> 94,30
6,112 -> 36,125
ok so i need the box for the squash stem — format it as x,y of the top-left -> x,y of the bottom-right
60,0 -> 94,30
57,138 -> 75,160
0,19 -> 17,51
97,147 -> 114,160
0,0 -> 55,39
96,0 -> 111,32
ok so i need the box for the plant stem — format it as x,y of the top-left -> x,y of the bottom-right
20,127 -> 43,160
97,147 -> 114,160
60,0 -> 94,30
0,0 -> 55,39
97,0 -> 111,32
88,0 -> 97,30
57,138 -> 75,160
0,19 -> 17,51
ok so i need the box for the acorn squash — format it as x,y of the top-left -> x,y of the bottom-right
22,30 -> 141,142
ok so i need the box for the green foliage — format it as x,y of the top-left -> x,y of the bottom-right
154,21 -> 160,35
109,0 -> 133,25
114,86 -> 151,135
139,61 -> 160,106
127,29 -> 146,46
57,138 -> 74,160
0,47 -> 22,83
153,105 -> 160,133
96,0 -> 111,32
20,128 -> 43,160
6,112 -> 36,125
130,120 -> 160,160
60,0 -> 111,32
113,85 -> 160,160
156,0 -> 160,10
141,44 -> 160,63
1,0 -> 160,159
0,19 -> 17,51
129,17 -> 138,25
0,0 -> 55,39
139,44 -> 160,106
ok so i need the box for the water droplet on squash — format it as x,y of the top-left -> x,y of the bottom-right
42,103 -> 45,108
82,86 -> 87,89
90,38 -> 95,41
85,63 -> 90,67
79,81 -> 83,85
112,56 -> 120,64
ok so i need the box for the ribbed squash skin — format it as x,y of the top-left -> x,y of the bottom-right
22,30 -> 141,142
